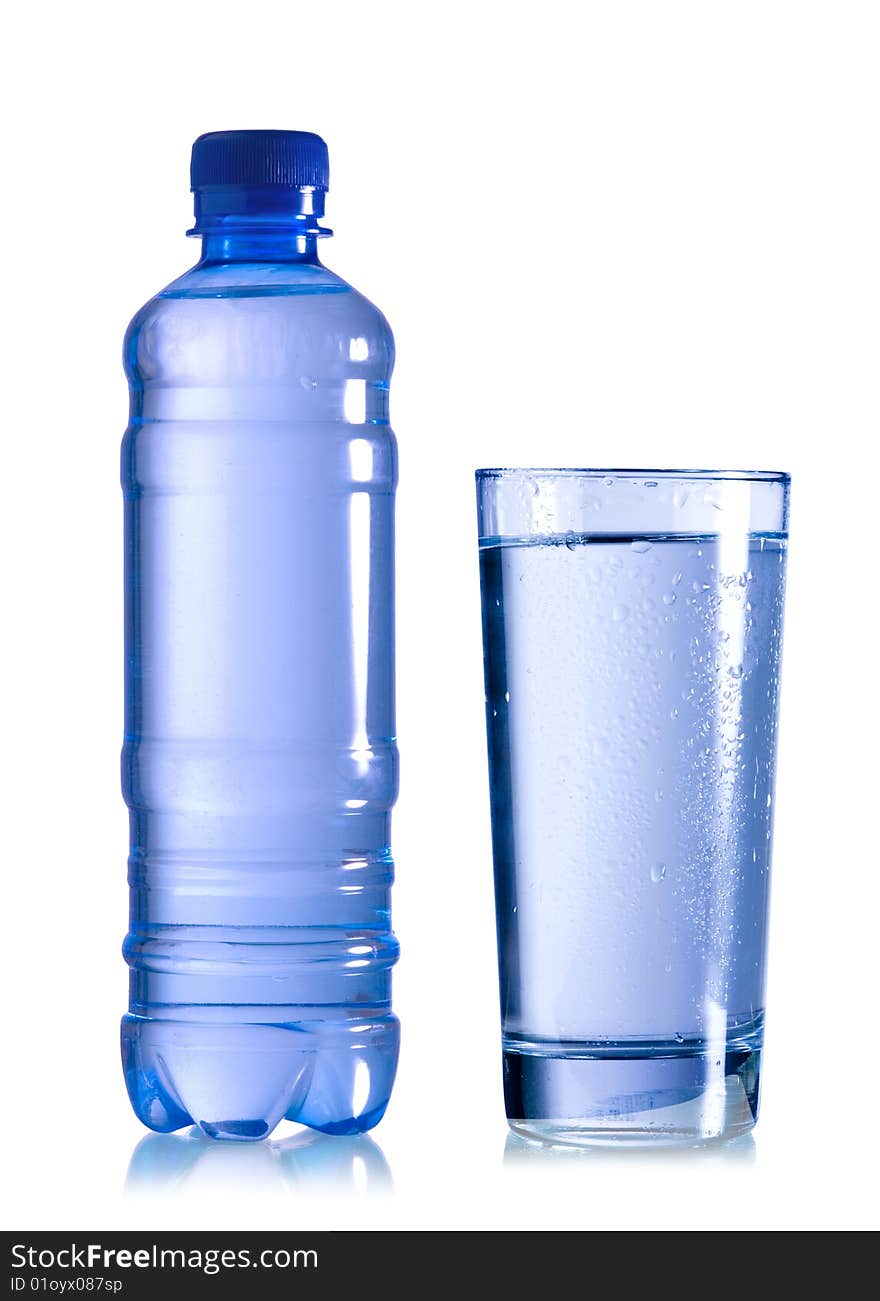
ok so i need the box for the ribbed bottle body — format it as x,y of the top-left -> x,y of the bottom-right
122,262 -> 399,1140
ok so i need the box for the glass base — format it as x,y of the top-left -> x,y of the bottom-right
503,1036 -> 761,1148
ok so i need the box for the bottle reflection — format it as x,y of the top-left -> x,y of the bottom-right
127,1127 -> 393,1197
503,1130 -> 756,1167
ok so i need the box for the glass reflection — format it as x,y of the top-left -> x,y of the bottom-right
503,1130 -> 756,1167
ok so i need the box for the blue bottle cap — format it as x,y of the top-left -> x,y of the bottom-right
191,130 -> 330,192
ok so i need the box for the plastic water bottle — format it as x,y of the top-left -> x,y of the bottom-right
121,131 -> 399,1141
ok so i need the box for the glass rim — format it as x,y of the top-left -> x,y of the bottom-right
475,467 -> 790,483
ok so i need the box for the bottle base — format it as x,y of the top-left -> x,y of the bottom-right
502,1033 -> 761,1148
122,1012 -> 399,1142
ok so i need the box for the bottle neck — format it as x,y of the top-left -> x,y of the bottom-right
189,185 -> 331,264
197,227 -> 323,264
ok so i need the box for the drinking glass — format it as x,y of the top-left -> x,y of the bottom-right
477,469 -> 789,1145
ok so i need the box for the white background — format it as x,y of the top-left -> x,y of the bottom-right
2,0 -> 878,1231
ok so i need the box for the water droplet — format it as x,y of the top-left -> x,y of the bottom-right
664,963 -> 673,973
564,532 -> 577,550
611,604 -> 629,622
669,707 -> 679,720
674,1032 -> 685,1044
644,479 -> 658,488
728,664 -> 743,680
603,476 -> 614,487
299,375 -> 318,390
651,862 -> 667,883
654,788 -> 664,802
673,488 -> 689,509
662,592 -> 676,605
631,539 -> 653,554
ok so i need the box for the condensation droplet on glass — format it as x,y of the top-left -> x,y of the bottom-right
631,540 -> 653,554
662,592 -> 676,605
611,604 -> 629,622
651,862 -> 667,883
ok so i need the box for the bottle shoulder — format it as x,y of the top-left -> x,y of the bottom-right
124,260 -> 394,386
157,256 -> 351,299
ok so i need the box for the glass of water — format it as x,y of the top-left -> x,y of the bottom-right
477,469 -> 789,1145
